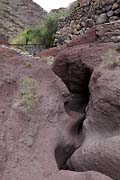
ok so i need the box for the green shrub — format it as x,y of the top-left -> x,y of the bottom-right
11,10 -> 69,48
11,29 -> 33,45
13,77 -> 39,112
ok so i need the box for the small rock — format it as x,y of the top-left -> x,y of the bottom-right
76,24 -> 80,30
107,10 -> 114,17
85,19 -> 94,28
109,15 -> 119,21
112,3 -> 119,10
116,35 -> 120,42
81,21 -> 86,27
114,8 -> 120,15
105,4 -> 112,12
96,13 -> 108,24
70,20 -> 74,26
101,7 -> 106,13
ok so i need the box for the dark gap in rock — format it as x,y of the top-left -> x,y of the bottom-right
77,115 -> 85,134
55,144 -> 75,170
64,89 -> 90,115
70,114 -> 86,135
55,62 -> 92,171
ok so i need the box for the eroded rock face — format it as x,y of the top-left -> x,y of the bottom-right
0,46 -> 68,180
67,53 -> 120,180
51,27 -> 120,179
52,42 -> 117,94
0,0 -> 47,38
0,45 -> 115,180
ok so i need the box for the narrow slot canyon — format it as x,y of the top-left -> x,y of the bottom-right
54,62 -> 92,172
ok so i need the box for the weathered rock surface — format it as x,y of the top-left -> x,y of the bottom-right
52,38 -> 119,128
0,45 -> 113,180
52,42 -> 117,94
50,24 -> 120,179
0,46 -> 68,180
48,171 -> 113,180
67,51 -> 120,180
0,0 -> 47,38
0,44 -> 116,180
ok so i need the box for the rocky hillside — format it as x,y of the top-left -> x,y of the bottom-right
0,0 -> 47,38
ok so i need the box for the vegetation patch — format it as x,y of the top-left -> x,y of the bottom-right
14,77 -> 39,112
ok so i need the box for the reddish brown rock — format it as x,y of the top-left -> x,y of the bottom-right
36,45 -> 65,58
0,46 -> 109,180
67,51 -> 120,180
52,42 -> 117,94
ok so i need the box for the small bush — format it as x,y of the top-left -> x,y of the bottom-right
13,77 -> 39,112
11,29 -> 33,45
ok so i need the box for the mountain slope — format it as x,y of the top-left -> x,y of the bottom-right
0,0 -> 47,38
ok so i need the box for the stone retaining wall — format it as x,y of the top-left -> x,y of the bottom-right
12,44 -> 46,55
24,44 -> 46,55
54,0 -> 120,46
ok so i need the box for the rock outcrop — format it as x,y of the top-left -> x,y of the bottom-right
52,34 -> 118,131
0,45 -> 115,180
52,31 -> 118,95
67,51 -> 120,180
0,0 -> 47,38
52,37 -> 120,180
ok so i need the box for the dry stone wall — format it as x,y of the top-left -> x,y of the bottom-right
54,0 -> 120,45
